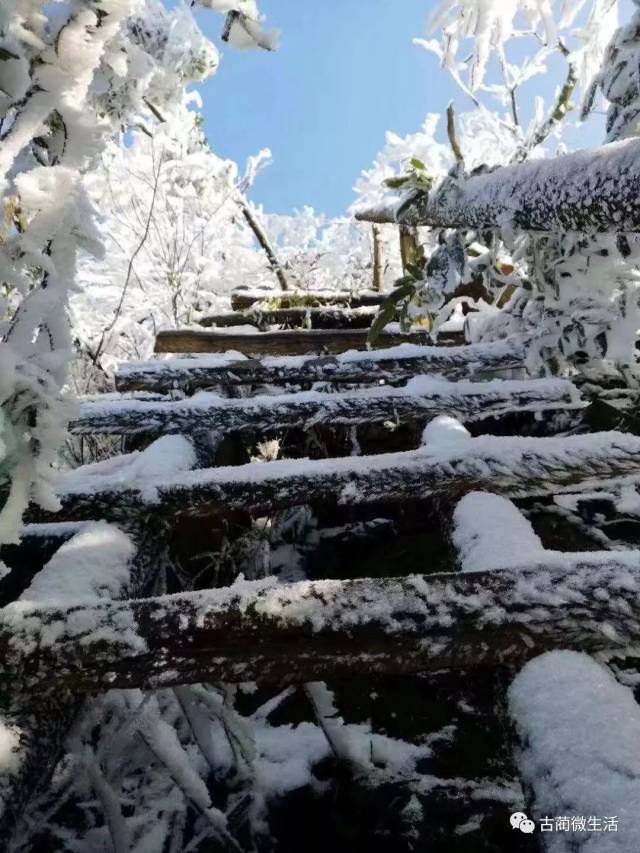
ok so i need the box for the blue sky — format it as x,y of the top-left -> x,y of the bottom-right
188,1 -> 634,218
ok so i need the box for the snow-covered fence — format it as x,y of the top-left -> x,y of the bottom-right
115,338 -> 526,394
3,557 -> 640,694
355,137 -> 640,233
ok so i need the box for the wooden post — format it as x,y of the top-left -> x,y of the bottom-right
372,224 -> 384,292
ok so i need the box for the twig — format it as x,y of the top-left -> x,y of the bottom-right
516,42 -> 577,161
240,203 -> 289,291
446,102 -> 465,164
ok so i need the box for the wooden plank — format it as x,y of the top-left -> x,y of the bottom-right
230,289 -> 386,311
72,377 -> 579,437
47,432 -> 640,522
2,557 -> 640,692
154,327 -> 434,356
116,339 -> 526,394
200,306 -> 378,330
356,137 -> 640,233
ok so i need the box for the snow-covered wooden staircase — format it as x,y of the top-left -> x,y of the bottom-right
4,159 -> 640,849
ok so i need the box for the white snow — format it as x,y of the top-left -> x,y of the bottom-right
509,651 -> 640,852
60,435 -> 196,495
452,492 -> 543,572
56,430 -> 640,510
421,415 -> 471,447
20,521 -> 135,605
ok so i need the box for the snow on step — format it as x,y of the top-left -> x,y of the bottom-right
509,651 -> 640,851
115,337 -> 527,392
72,376 -> 581,435
453,492 -> 544,573
60,434 -> 197,489
19,522 -> 135,605
4,558 -> 640,692
421,415 -> 471,447
50,431 -> 640,523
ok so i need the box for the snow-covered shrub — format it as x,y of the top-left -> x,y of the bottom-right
356,0 -> 640,379
0,0 -> 273,540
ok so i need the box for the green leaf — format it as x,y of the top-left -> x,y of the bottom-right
384,176 -> 409,189
367,282 -> 416,347
410,158 -> 426,171
405,261 -> 426,281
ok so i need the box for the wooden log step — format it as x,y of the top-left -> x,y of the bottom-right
69,376 -> 584,435
154,327 -> 434,356
356,137 -> 640,233
116,338 -> 526,394
2,557 -> 640,693
72,378 -> 580,437
201,305 -> 379,331
49,431 -> 640,522
230,288 -> 386,312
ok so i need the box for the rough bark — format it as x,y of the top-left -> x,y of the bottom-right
115,339 -> 527,394
2,559 -> 640,693
356,137 -> 640,233
154,327 -> 433,356
46,432 -> 640,522
71,378 -> 580,436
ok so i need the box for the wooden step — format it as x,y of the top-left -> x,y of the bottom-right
230,288 -> 386,312
201,305 -> 378,330
72,378 -> 580,436
49,432 -> 640,522
2,557 -> 639,693
116,338 -> 526,394
154,327 -> 436,356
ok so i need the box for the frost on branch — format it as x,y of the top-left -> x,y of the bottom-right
0,0 -> 274,541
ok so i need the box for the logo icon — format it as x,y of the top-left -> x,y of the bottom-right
511,812 -> 536,834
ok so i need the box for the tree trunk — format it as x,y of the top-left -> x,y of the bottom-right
356,138 -> 640,233
240,204 -> 289,291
